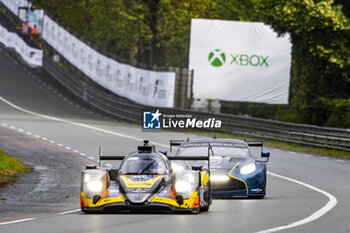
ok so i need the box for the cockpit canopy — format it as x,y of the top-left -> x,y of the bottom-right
120,153 -> 168,175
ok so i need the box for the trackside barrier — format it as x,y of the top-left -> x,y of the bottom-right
0,22 -> 42,67
0,5 -> 43,67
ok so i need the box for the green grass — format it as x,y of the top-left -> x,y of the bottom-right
0,149 -> 29,187
173,129 -> 350,159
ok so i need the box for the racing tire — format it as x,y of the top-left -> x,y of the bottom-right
81,208 -> 100,214
248,193 -> 265,199
200,205 -> 210,212
190,208 -> 200,214
200,189 -> 212,212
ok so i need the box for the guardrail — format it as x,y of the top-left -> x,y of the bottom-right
42,43 -> 350,152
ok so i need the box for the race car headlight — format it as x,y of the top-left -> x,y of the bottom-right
86,180 -> 104,193
210,174 -> 229,182
175,181 -> 191,193
240,163 -> 256,175
82,172 -> 105,195
175,173 -> 197,198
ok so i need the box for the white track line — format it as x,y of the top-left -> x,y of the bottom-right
0,96 -> 165,148
56,209 -> 81,215
0,218 -> 35,226
256,172 -> 337,233
0,96 -> 338,231
1,121 -> 88,161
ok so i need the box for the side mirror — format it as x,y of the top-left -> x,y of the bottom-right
261,152 -> 270,158
192,165 -> 203,171
159,150 -> 167,156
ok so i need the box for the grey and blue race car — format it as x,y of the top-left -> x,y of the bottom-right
170,138 -> 270,198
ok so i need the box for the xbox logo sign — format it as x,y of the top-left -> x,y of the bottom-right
208,49 -> 226,67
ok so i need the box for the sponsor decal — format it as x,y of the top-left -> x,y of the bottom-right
208,50 -> 269,68
143,109 -> 222,130
208,49 -> 226,67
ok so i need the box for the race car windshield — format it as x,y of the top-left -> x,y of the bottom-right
120,155 -> 167,175
177,142 -> 251,159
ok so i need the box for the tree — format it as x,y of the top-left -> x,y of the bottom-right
257,0 -> 350,126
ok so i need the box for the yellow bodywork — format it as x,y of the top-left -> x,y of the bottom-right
81,190 -> 200,209
81,191 -> 125,207
81,171 -> 209,209
151,191 -> 200,208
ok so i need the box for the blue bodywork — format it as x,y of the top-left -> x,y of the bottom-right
212,161 -> 266,197
173,138 -> 269,198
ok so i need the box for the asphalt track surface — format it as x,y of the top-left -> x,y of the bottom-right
0,46 -> 349,233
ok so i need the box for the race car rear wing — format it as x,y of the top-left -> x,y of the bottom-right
170,139 -> 184,152
246,141 -> 270,162
247,141 -> 263,147
100,156 -> 125,160
167,155 -> 209,161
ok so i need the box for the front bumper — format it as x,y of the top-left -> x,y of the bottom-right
80,191 -> 204,213
210,167 -> 266,197
82,201 -> 199,213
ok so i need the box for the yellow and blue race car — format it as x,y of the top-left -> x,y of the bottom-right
80,140 -> 211,213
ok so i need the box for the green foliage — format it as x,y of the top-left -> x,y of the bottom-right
156,0 -> 218,67
0,149 -> 28,186
32,0 -> 350,128
257,0 -> 350,78
254,0 -> 350,127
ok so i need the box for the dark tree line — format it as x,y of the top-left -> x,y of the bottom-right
32,0 -> 350,128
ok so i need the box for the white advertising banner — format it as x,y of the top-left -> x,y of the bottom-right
189,19 -> 292,104
42,15 -> 175,107
1,0 -> 28,16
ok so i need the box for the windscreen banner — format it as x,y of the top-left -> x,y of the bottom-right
189,19 -> 292,104
42,15 -> 175,108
